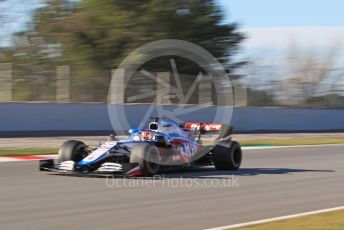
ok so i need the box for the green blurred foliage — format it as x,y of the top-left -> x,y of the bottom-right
247,89 -> 276,107
20,0 -> 244,102
1,33 -> 57,101
305,94 -> 344,109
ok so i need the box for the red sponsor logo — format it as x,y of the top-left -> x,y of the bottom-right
183,122 -> 222,131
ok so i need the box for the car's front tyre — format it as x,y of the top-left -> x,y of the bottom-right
130,143 -> 161,176
58,140 -> 87,163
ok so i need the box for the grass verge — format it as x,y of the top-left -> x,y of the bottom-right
240,138 -> 344,147
0,148 -> 58,157
232,210 -> 344,230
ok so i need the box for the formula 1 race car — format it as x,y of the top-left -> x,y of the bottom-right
39,118 -> 242,177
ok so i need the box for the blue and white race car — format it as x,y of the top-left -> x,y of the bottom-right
39,118 -> 242,176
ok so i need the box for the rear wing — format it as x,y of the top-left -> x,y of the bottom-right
182,122 -> 222,131
181,122 -> 233,139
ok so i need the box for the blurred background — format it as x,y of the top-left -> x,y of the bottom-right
0,0 -> 343,108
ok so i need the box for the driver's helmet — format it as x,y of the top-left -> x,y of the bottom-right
148,122 -> 159,131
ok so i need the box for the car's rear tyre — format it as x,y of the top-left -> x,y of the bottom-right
130,143 -> 160,177
58,140 -> 87,163
213,141 -> 242,170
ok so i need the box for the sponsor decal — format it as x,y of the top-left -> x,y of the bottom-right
184,122 -> 222,131
82,142 -> 117,163
204,123 -> 222,131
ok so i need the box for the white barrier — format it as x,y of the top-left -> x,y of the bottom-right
0,103 -> 343,134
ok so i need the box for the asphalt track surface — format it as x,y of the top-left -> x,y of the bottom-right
0,145 -> 343,230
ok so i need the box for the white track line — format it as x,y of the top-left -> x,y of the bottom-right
0,157 -> 23,162
39,155 -> 58,158
204,206 -> 344,230
0,155 -> 57,162
242,143 -> 344,150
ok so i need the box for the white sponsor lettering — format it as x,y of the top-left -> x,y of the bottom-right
82,142 -> 117,163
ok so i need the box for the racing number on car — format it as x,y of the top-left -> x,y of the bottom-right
180,142 -> 197,158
